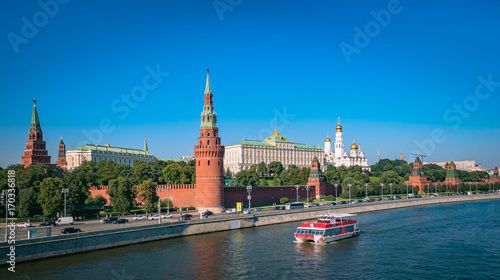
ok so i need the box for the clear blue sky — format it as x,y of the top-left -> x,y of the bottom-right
1,0 -> 499,169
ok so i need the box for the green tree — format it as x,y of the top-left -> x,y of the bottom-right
97,160 -> 126,186
224,168 -> 232,179
137,179 -> 158,214
280,197 -> 289,204
106,177 -> 134,214
18,187 -> 40,218
235,169 -> 259,186
268,161 -> 284,178
162,164 -> 182,184
380,170 -> 402,185
64,161 -> 97,205
37,177 -> 64,217
257,162 -> 268,177
85,194 -> 107,204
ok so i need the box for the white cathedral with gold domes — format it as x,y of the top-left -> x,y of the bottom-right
323,118 -> 370,171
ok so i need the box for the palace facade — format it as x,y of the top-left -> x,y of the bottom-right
224,130 -> 324,175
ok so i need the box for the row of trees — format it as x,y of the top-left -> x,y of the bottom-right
0,159 -> 194,218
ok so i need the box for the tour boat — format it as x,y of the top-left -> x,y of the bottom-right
294,213 -> 360,244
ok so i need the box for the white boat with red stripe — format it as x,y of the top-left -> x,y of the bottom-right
294,213 -> 360,244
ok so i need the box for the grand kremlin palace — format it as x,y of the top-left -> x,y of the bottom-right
224,129 -> 324,175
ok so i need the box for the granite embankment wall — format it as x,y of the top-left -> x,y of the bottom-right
1,194 -> 498,264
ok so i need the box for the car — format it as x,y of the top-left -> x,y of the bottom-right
61,227 -> 81,234
341,201 -> 347,204
243,209 -> 253,214
178,214 -> 192,221
304,204 -> 312,208
225,208 -> 237,214
161,214 -> 173,219
39,221 -> 56,227
133,215 -> 146,221
395,196 -> 401,199
202,211 -> 213,217
254,208 -> 262,211
113,219 -> 129,224
378,197 -> 382,201
273,206 -> 281,210
312,203 -> 320,206
357,199 -> 363,203
319,202 -> 326,206
149,215 -> 161,220
101,217 -> 119,223
17,222 -> 31,228
329,202 -> 337,206
387,197 -> 394,200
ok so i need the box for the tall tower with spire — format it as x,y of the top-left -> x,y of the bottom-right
144,136 -> 149,153
22,99 -> 51,167
55,137 -> 67,169
334,118 -> 344,158
194,69 -> 225,213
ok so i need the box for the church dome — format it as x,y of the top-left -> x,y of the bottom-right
336,123 -> 342,132
325,136 -> 331,142
271,128 -> 281,137
350,140 -> 358,150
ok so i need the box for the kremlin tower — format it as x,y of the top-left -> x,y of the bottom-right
194,69 -> 225,213
55,137 -> 67,169
404,156 -> 430,193
308,157 -> 326,199
21,99 -> 51,167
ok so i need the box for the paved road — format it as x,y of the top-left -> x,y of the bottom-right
1,193 -> 498,242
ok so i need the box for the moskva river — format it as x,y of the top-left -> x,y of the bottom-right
3,200 -> 500,280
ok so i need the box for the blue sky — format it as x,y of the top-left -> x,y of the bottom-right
1,0 -> 499,169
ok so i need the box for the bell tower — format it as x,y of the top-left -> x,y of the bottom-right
194,69 -> 225,213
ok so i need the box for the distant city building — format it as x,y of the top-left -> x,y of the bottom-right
21,99 -> 52,168
324,118 -> 370,171
162,155 -> 194,163
66,137 -> 155,170
224,128 -> 324,175
425,160 -> 487,172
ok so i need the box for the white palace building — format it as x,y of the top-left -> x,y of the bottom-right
224,129 -> 324,174
324,118 -> 370,171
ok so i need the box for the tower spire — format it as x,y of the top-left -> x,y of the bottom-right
205,68 -> 211,94
144,136 -> 148,152
30,99 -> 42,134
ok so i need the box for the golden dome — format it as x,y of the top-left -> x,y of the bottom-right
325,137 -> 331,142
336,123 -> 342,132
271,128 -> 281,136
350,140 -> 358,150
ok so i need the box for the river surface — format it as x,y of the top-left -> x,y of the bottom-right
3,200 -> 500,280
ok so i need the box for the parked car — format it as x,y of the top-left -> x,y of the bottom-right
357,199 -> 363,203
202,211 -> 213,217
17,222 -> 31,228
243,209 -> 253,214
319,202 -> 326,206
341,201 -> 347,204
55,217 -> 74,225
133,215 -> 146,221
61,227 -> 81,234
273,206 -> 281,210
254,208 -> 262,211
161,214 -> 173,219
225,208 -> 237,214
39,221 -> 56,227
312,203 -> 320,206
387,197 -> 394,200
178,214 -> 192,221
149,215 -> 161,220
329,202 -> 337,206
304,204 -> 313,208
113,219 -> 129,224
101,217 -> 119,223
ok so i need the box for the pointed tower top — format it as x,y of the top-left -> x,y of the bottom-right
205,68 -> 211,94
400,150 -> 403,160
59,137 -> 64,144
144,136 -> 148,152
30,99 -> 42,134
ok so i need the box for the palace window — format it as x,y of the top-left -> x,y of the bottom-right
208,160 -> 211,166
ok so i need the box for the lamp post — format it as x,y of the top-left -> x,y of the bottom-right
157,187 -> 164,224
389,183 -> 393,198
427,183 -> 430,197
365,183 -> 368,198
489,182 -> 492,194
380,183 -> 384,201
305,186 -> 310,206
469,182 -> 471,194
475,182 -> 478,194
295,185 -> 300,203
406,184 -> 409,199
61,189 -> 69,217
166,186 -> 171,215
348,184 -> 352,204
334,185 -> 338,205
247,186 -> 252,212
445,183 -> 448,197
435,183 -> 437,196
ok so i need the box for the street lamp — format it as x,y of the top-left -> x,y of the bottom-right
446,183 -> 448,197
305,186 -> 310,206
61,189 -> 69,217
247,186 -> 252,212
476,182 -> 478,194
166,186 -> 171,215
365,183 -> 368,198
380,183 -> 384,201
334,185 -> 338,205
427,183 -> 430,197
1,190 -> 7,242
389,183 -> 393,198
348,184 -> 352,204
406,184 -> 409,199
469,182 -> 471,194
295,185 -> 300,203
157,187 -> 164,224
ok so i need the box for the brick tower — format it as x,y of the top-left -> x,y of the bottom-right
55,137 -> 67,169
194,69 -> 225,213
444,161 -> 460,185
404,155 -> 430,193
21,99 -> 51,167
487,166 -> 500,183
308,156 -> 326,199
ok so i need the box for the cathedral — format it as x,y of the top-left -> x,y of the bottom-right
323,118 -> 370,171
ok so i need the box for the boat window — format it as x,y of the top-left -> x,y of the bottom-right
346,225 -> 354,232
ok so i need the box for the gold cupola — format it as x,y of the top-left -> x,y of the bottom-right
325,132 -> 331,142
271,128 -> 281,136
336,117 -> 342,132
350,140 -> 358,150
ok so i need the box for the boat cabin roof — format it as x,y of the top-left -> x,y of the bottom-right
318,213 -> 357,219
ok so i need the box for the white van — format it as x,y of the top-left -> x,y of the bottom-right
55,217 -> 74,225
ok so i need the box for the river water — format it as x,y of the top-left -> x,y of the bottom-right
3,200 -> 500,280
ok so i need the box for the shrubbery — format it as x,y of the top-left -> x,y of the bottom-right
279,197 -> 289,204
325,195 -> 335,201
